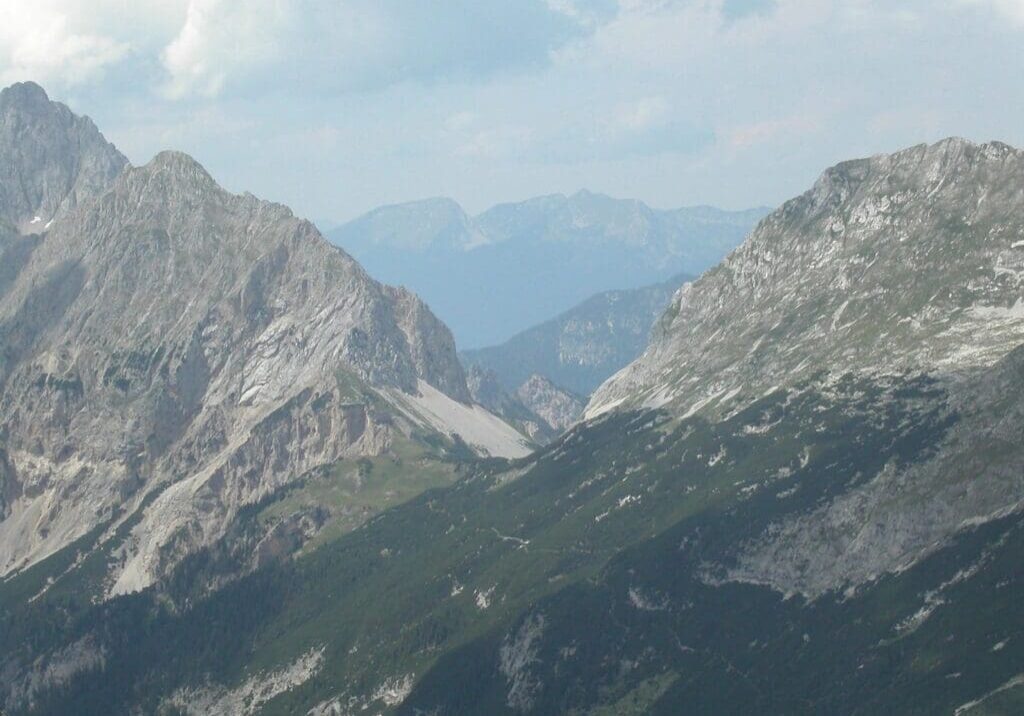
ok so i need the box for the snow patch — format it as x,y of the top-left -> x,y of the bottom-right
707,446 -> 727,467
954,674 -> 1024,715
830,299 -> 851,331
628,586 -> 669,611
970,298 -> 1024,320
372,674 -> 414,706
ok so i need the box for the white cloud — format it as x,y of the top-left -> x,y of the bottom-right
613,96 -> 670,132
0,2 -> 129,85
957,0 -> 1024,24
0,1 -> 591,100
161,0 -> 291,99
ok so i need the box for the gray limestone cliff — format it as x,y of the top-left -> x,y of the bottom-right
0,82 -> 127,233
0,85 -> 523,596
589,138 -> 1024,419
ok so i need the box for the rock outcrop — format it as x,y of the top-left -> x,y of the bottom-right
514,375 -> 583,433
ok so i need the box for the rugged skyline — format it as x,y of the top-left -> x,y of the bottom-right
1,2 -> 1023,222
330,196 -> 763,346
3,3 -> 1024,711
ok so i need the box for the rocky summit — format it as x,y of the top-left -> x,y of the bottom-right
0,84 -> 529,600
575,137 -> 1024,608
466,366 -> 585,443
0,82 -> 127,234
589,138 -> 1024,419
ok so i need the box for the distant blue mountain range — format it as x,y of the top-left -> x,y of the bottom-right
328,191 -> 769,348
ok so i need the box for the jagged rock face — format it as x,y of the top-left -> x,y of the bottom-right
589,139 -> 1024,418
578,136 -> 1024,604
465,366 -> 583,441
0,82 -> 127,232
466,365 -> 520,417
0,91 -> 495,594
7,138 -> 1024,716
514,375 -> 583,433
462,274 -> 687,396
465,365 -> 554,443
723,344 -> 1024,599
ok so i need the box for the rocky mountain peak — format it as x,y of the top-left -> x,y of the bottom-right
515,374 -> 584,432
143,149 -> 219,187
0,81 -> 51,109
792,137 -> 1021,228
0,82 -> 127,232
0,83 -> 521,594
588,137 -> 1024,419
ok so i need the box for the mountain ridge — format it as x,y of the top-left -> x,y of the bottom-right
4,94 -> 1024,715
588,136 -> 1024,418
0,84 -> 530,598
462,272 -> 690,396
329,193 -> 768,347
0,81 -> 128,233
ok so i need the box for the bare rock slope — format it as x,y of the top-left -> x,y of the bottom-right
0,84 -> 529,596
588,137 -> 1024,598
590,138 -> 1024,418
0,82 -> 127,233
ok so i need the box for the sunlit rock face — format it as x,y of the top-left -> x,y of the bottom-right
589,138 -> 1024,419
0,84 -> 524,595
0,82 -> 128,234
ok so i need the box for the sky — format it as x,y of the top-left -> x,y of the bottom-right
2,0 -> 1023,224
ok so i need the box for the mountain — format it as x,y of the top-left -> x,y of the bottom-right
0,82 -> 127,233
329,193 -> 767,347
462,273 -> 689,396
5,124 -> 1024,714
465,366 -> 585,443
465,365 -> 558,443
588,138 -> 1024,419
513,374 -> 584,433
0,83 -> 530,602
